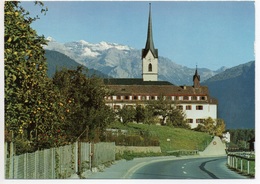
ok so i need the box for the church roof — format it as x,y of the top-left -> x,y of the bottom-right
107,84 -> 208,96
104,78 -> 217,104
104,78 -> 173,86
142,3 -> 158,59
106,84 -> 217,104
193,67 -> 200,81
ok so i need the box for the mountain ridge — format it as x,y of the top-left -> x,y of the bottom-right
44,38 -> 227,86
45,49 -> 109,78
202,61 -> 255,129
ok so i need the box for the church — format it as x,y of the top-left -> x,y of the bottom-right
104,4 -> 218,129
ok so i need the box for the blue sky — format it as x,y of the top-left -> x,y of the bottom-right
21,1 -> 255,70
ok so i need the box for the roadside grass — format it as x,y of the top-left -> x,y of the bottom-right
108,122 -> 213,153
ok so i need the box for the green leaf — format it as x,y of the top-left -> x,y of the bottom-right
12,75 -> 16,82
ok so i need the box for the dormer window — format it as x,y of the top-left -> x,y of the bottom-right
201,96 -> 206,100
183,96 -> 189,100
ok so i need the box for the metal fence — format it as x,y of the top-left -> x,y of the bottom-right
92,142 -> 115,167
5,142 -> 115,179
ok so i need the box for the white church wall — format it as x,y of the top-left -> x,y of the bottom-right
142,51 -> 158,81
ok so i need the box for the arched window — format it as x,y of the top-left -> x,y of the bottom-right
148,63 -> 152,72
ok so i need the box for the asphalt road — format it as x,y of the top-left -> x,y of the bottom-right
130,156 -> 247,179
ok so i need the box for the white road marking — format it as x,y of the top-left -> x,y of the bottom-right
182,166 -> 185,169
183,171 -> 187,174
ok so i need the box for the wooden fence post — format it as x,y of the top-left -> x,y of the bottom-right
24,153 -> 27,179
4,142 -> 8,179
89,142 -> 92,171
240,159 -> 243,172
52,148 -> 55,179
9,141 -> 14,179
34,151 -> 37,178
75,142 -> 78,174
247,160 -> 250,174
235,157 -> 237,169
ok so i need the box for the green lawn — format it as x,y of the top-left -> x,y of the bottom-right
108,122 -> 213,152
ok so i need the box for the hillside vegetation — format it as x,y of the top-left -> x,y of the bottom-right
202,61 -> 255,129
108,122 -> 213,152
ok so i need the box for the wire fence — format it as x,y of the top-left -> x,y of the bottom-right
5,141 -> 115,179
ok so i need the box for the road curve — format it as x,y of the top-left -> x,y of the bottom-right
130,156 -> 247,179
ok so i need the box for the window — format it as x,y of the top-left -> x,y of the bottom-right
196,119 -> 205,123
183,96 -> 189,100
186,105 -> 192,110
133,96 -> 138,100
192,96 -> 197,101
177,105 -> 183,110
124,96 -> 129,100
151,96 -> 155,100
114,105 -> 120,110
141,96 -> 146,100
196,105 -> 203,110
148,63 -> 152,72
167,96 -> 172,100
200,96 -> 206,100
186,119 -> 193,123
116,96 -> 121,100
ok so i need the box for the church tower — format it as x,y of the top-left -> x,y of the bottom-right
142,3 -> 158,81
193,66 -> 200,88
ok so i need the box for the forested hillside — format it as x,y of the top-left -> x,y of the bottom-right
202,61 -> 255,129
45,50 -> 109,78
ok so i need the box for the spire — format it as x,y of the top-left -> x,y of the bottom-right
193,65 -> 200,88
142,3 -> 158,59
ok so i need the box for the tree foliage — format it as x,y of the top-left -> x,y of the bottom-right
194,117 -> 226,137
228,129 -> 254,145
4,2 -> 114,153
4,1 -> 65,152
147,96 -> 187,127
214,119 -> 226,137
52,67 -> 114,141
117,105 -> 136,125
135,105 -> 145,123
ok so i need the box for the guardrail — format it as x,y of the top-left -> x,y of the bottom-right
227,152 -> 255,177
167,150 -> 199,156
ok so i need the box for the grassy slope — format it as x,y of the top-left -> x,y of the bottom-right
108,122 -> 213,152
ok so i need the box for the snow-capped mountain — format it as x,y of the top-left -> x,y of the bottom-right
44,37 -> 227,85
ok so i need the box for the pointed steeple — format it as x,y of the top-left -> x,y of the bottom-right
193,65 -> 200,88
142,3 -> 158,59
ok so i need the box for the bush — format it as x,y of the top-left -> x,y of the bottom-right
105,133 -> 160,147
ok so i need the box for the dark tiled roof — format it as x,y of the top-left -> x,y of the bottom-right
105,84 -> 217,104
103,78 -> 173,86
106,84 -> 209,96
104,78 -> 217,104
